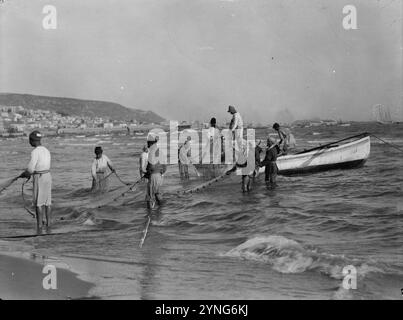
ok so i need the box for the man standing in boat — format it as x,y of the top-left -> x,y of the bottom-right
228,105 -> 244,163
19,131 -> 52,235
145,135 -> 167,209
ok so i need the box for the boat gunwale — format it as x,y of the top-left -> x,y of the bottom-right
278,135 -> 370,161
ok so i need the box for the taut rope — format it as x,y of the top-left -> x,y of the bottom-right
371,134 -> 403,153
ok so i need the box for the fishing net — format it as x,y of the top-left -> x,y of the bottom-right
193,164 -> 233,179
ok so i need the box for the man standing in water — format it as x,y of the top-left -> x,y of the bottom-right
91,146 -> 115,192
19,131 -> 52,234
145,135 -> 167,209
260,137 -> 279,188
178,137 -> 192,180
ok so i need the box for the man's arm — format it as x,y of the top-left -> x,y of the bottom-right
20,150 -> 38,178
91,160 -> 97,179
231,114 -> 238,131
106,156 -> 115,172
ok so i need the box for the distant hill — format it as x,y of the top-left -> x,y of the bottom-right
0,93 -> 164,123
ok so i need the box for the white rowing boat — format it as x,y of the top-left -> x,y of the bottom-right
194,133 -> 370,177
275,134 -> 370,175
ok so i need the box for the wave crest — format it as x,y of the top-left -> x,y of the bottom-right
224,235 -> 384,278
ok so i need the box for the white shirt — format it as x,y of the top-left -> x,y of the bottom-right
139,152 -> 148,173
207,127 -> 220,140
230,112 -> 243,131
179,142 -> 191,165
91,155 -> 113,177
27,146 -> 51,174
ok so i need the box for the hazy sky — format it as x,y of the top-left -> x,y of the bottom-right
0,0 -> 401,123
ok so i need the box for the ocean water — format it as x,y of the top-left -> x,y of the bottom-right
0,123 -> 402,299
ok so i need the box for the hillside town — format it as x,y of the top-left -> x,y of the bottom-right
0,105 -> 162,137
0,104 -> 352,138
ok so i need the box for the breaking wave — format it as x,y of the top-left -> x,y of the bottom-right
223,235 -> 385,279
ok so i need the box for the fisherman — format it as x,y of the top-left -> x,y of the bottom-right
145,135 -> 167,209
19,131 -> 52,234
239,140 -> 256,192
91,146 -> 115,193
178,137 -> 192,180
207,117 -> 224,164
228,105 -> 244,162
260,137 -> 279,188
253,141 -> 263,178
139,145 -> 149,179
272,123 -> 296,155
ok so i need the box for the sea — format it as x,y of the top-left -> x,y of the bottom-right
0,122 -> 402,300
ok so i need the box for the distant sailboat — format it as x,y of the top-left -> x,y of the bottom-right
372,104 -> 392,124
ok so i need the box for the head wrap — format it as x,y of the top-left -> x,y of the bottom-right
94,146 -> 103,154
227,105 -> 236,113
29,130 -> 42,141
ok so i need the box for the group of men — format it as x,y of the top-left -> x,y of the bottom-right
19,105 -> 294,234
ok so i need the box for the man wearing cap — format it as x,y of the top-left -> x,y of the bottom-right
145,134 -> 167,209
228,105 -> 244,140
228,105 -> 244,163
91,146 -> 115,192
19,131 -> 52,234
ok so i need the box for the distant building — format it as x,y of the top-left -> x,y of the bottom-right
0,117 -> 4,132
9,122 -> 25,132
323,120 -> 337,126
103,123 -> 113,129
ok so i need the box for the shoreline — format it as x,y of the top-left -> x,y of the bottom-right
0,252 -> 95,300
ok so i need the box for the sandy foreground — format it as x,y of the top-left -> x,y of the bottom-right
0,253 -> 94,300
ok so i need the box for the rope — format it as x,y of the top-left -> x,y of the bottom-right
96,170 -> 130,186
371,134 -> 403,153
21,179 -> 35,218
113,171 -> 131,186
105,177 -> 144,206
0,176 -> 19,194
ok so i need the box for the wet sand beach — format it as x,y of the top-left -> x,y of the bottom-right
0,253 -> 94,300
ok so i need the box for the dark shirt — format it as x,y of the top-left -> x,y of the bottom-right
261,146 -> 278,166
146,162 -> 167,175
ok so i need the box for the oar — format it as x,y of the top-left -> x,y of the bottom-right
296,132 -> 369,154
0,176 -> 20,194
139,214 -> 152,248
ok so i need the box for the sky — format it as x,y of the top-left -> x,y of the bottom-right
0,0 -> 401,123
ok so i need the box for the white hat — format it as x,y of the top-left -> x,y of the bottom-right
147,134 -> 157,142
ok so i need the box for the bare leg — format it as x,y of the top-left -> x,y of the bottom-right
155,193 -> 162,206
36,206 -> 43,235
271,173 -> 277,188
45,206 -> 52,231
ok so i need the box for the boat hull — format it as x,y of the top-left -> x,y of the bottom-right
194,136 -> 371,177
273,136 -> 370,175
